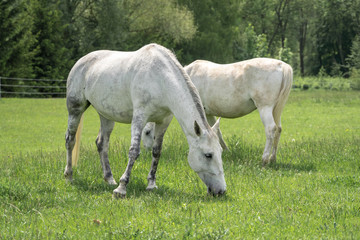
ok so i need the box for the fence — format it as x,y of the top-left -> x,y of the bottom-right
0,76 -> 66,98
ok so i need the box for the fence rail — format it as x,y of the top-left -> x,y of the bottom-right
0,76 -> 66,98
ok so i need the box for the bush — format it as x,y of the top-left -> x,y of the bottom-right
349,68 -> 360,90
293,76 -> 353,90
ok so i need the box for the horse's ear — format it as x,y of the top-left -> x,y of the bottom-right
194,121 -> 201,136
211,117 -> 228,150
212,117 -> 221,132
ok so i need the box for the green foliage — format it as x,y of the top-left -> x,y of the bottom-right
126,0 -> 196,46
346,35 -> 360,89
1,91 -> 360,238
349,68 -> 360,90
293,76 -> 352,90
233,24 -> 270,61
0,0 -> 36,78
30,0 -> 73,80
2,0 -> 360,82
177,0 -> 240,63
75,0 -> 127,53
314,0 -> 360,75
347,35 -> 360,70
278,39 -> 293,65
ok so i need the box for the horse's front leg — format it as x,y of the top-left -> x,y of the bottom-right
146,116 -> 172,191
113,114 -> 145,198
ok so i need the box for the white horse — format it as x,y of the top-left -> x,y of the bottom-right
143,58 -> 293,165
64,44 -> 226,198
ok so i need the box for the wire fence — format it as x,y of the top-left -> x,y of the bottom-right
0,76 -> 66,98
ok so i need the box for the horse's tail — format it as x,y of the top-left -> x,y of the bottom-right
273,62 -> 293,125
72,115 -> 84,167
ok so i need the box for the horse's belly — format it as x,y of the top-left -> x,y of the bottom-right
86,85 -> 134,123
97,107 -> 133,123
205,97 -> 256,118
91,99 -> 133,123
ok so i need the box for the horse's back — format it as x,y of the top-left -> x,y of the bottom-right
66,44 -> 182,123
68,44 -> 177,94
185,58 -> 291,118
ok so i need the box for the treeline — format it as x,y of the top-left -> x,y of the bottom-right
1,0 -> 360,83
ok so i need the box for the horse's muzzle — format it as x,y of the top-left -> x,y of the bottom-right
208,187 -> 226,196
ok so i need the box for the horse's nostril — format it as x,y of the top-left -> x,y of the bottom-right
219,189 -> 226,195
208,187 -> 226,196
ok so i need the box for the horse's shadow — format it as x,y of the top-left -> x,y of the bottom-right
70,176 -> 231,202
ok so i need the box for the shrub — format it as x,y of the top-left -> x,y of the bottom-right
293,76 -> 353,90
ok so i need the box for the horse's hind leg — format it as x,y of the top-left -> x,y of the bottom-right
64,98 -> 89,181
270,116 -> 282,163
96,115 -> 116,185
146,115 -> 172,191
258,106 -> 277,166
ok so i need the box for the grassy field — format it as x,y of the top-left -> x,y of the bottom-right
1,90 -> 359,239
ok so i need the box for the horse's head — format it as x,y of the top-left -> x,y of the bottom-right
188,119 -> 226,195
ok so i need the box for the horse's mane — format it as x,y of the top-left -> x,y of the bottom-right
159,45 -> 209,130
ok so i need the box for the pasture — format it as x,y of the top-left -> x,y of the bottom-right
1,90 -> 359,239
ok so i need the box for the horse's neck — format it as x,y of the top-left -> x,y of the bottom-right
165,77 -> 209,139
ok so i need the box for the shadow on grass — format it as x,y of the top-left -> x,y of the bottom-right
71,178 -> 118,194
127,184 -> 232,202
267,161 -> 317,172
70,175 -> 231,202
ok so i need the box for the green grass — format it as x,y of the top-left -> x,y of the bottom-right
1,90 -> 360,239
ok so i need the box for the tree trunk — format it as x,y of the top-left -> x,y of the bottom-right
299,9 -> 307,76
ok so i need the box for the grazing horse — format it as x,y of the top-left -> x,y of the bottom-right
143,58 -> 293,166
64,44 -> 226,198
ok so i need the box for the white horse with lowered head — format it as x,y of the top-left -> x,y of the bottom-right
143,58 -> 293,166
64,44 -> 226,198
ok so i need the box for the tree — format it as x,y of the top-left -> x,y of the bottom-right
72,0 -> 196,59
291,0 -> 314,76
233,24 -> 270,61
176,0 -> 240,63
347,35 -> 360,70
347,35 -> 360,89
0,0 -> 36,78
30,0 -> 72,79
125,0 -> 196,48
315,0 -> 360,75
268,0 -> 292,51
73,0 -> 127,53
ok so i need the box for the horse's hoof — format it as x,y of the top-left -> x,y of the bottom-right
105,177 -> 117,186
65,178 -> 73,184
113,191 -> 126,199
262,161 -> 270,167
113,185 -> 126,199
64,170 -> 73,182
146,184 -> 158,191
269,155 -> 277,164
146,179 -> 158,191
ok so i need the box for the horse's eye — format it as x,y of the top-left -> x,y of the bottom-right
204,153 -> 213,159
145,130 -> 151,136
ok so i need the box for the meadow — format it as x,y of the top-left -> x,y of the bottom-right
0,90 -> 359,239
